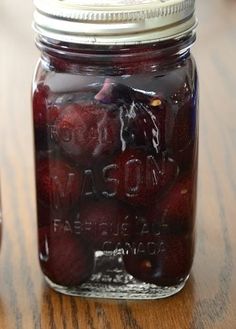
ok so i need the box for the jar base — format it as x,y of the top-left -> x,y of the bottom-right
44,275 -> 189,299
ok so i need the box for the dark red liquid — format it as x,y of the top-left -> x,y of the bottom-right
33,42 -> 198,288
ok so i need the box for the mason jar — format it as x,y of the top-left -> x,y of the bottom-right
32,0 -> 198,299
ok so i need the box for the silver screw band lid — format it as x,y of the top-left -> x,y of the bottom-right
33,0 -> 197,45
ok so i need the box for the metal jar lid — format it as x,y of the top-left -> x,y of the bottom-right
33,0 -> 197,45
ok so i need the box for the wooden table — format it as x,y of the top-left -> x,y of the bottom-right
1,0 -> 236,328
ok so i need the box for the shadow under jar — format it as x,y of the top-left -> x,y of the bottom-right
32,0 -> 199,299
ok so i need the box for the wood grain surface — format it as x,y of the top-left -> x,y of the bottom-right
1,0 -> 236,328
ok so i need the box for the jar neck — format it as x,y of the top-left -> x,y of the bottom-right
36,32 -> 196,75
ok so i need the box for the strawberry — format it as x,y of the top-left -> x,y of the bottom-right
38,225 -> 94,286
36,157 -> 82,209
123,234 -> 194,286
76,199 -> 133,250
32,84 -> 59,129
111,149 -> 178,206
55,103 -> 121,166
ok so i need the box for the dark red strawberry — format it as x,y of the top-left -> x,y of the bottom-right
33,84 -> 59,128
146,175 -> 197,234
123,234 -> 194,286
36,157 -> 82,209
75,200 -> 133,250
111,149 -> 178,206
39,225 -> 94,286
55,103 -> 121,166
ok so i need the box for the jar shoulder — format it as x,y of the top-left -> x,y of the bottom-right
33,54 -> 198,100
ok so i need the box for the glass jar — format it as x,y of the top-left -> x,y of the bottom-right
32,0 -> 198,299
